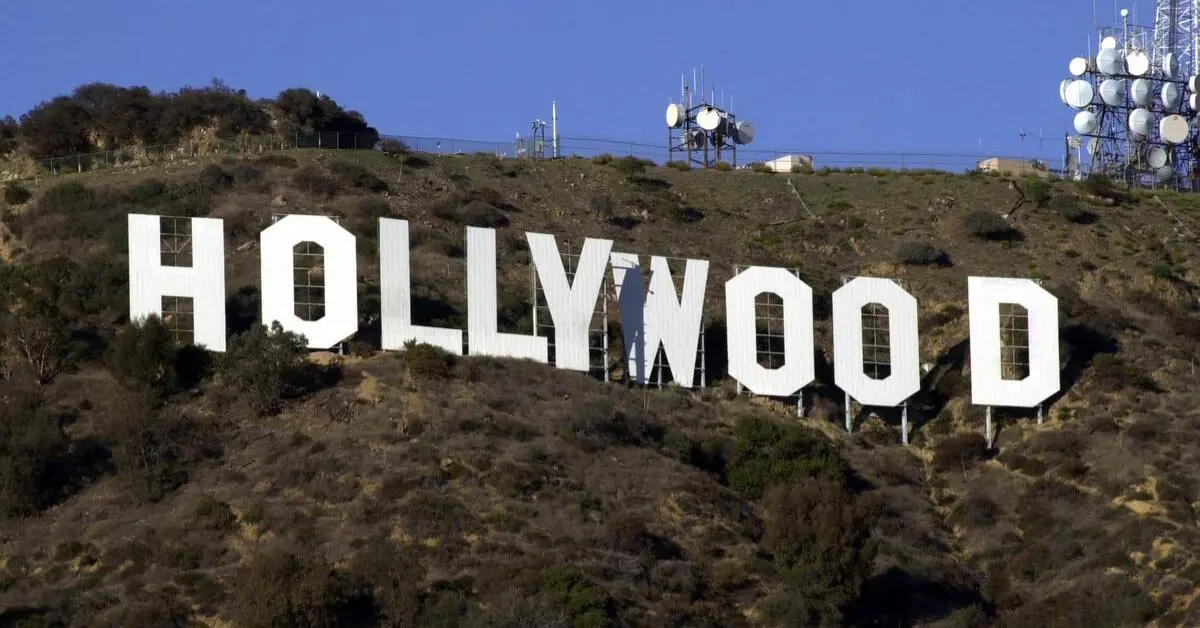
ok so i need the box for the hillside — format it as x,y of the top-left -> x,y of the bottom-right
0,144 -> 1199,627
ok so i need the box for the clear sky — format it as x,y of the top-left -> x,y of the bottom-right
0,0 -> 1152,162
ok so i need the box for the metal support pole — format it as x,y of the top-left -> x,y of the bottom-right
901,403 -> 910,445
1037,403 -> 1044,425
844,392 -> 853,433
602,277 -> 609,383
986,406 -> 995,449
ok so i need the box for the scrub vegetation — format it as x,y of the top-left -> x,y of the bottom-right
2,82 -> 1200,626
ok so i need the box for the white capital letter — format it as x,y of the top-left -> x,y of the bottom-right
260,215 -> 358,349
968,277 -> 1060,407
611,254 -> 708,387
379,218 -> 463,354
832,277 -> 920,406
528,232 -> 613,371
128,214 -> 227,351
467,226 -> 547,361
725,266 -> 814,396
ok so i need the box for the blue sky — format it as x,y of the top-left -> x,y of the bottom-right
0,0 -> 1148,162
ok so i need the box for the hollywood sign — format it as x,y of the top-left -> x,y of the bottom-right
127,214 -> 1060,409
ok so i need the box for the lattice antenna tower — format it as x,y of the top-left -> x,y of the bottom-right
1059,4 -> 1198,191
665,66 -> 755,168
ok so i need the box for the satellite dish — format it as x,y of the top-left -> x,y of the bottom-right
1161,114 -> 1190,143
1157,165 -> 1175,182
733,120 -> 754,145
1148,146 -> 1170,168
1087,137 -> 1101,158
696,107 -> 722,131
1126,50 -> 1151,76
1074,110 -> 1099,134
1129,108 -> 1154,136
682,128 -> 706,150
1190,93 -> 1200,110
1165,53 -> 1181,79
1069,57 -> 1090,76
1163,83 -> 1183,110
1065,80 -> 1095,108
1131,78 -> 1153,106
1059,78 -> 1073,105
1101,36 -> 1119,50
665,103 -> 686,128
1100,79 -> 1126,106
1098,48 -> 1124,74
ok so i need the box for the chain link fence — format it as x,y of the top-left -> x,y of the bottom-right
19,129 -> 1060,180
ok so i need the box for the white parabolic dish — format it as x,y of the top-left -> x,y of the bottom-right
1191,93 -> 1200,110
1131,79 -> 1153,106
1099,79 -> 1126,106
1165,53 -> 1180,79
665,103 -> 686,128
1069,57 -> 1090,76
696,107 -> 721,131
1125,50 -> 1150,76
1191,76 -> 1200,92
1073,110 -> 1098,135
1097,48 -> 1124,75
1059,79 -> 1073,105
1129,108 -> 1153,136
1101,36 -> 1118,50
1065,80 -> 1095,108
1148,146 -> 1169,168
1161,114 -> 1190,144
734,120 -> 754,145
1163,83 -> 1183,110
1157,165 -> 1175,182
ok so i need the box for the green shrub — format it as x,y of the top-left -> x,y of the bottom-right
666,160 -> 690,171
219,322 -> 314,416
609,155 -> 654,177
1025,178 -> 1052,207
749,162 -> 774,174
193,496 -> 237,533
400,340 -> 456,379
2,181 -> 31,205
714,161 -> 732,171
538,565 -> 613,628
725,414 -> 847,500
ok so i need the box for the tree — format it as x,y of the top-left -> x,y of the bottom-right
220,321 -> 311,416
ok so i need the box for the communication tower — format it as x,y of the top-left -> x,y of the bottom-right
665,67 -> 755,168
1059,4 -> 1200,190
515,102 -> 560,160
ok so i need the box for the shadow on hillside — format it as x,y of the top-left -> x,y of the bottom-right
632,176 -> 671,192
848,566 -> 992,626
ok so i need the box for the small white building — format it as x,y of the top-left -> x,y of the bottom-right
763,154 -> 814,172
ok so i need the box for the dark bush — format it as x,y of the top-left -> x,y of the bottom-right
962,211 -> 1020,241
932,432 -> 989,472
435,199 -> 510,228
197,164 -> 233,191
106,314 -> 194,397
2,181 -> 31,205
380,138 -> 409,155
218,322 -> 313,416
400,340 -> 456,380
609,155 -> 654,177
0,386 -> 70,518
291,163 -> 341,198
232,547 -> 357,628
759,476 -> 875,627
894,240 -> 950,266
725,414 -> 848,500
255,154 -> 299,168
101,396 -> 220,503
192,495 -> 238,533
538,565 -> 613,627
327,159 -> 388,193
1024,178 -> 1052,207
